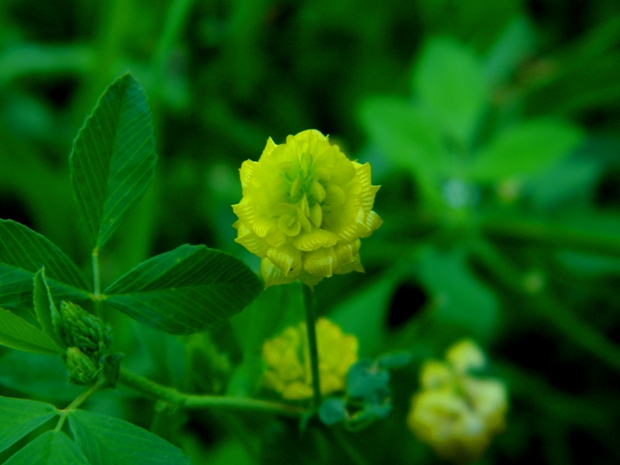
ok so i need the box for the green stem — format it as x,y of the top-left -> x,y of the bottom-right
118,368 -> 306,417
92,247 -> 102,316
481,217 -> 620,258
55,378 -> 106,431
303,284 -> 322,410
470,240 -> 620,373
151,0 -> 194,78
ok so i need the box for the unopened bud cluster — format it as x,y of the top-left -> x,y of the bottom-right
54,301 -> 112,385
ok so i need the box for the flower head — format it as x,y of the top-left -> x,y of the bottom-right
262,318 -> 358,400
232,129 -> 382,288
407,339 -> 508,464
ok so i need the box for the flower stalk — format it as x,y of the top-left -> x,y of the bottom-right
303,284 -> 322,409
118,368 -> 306,417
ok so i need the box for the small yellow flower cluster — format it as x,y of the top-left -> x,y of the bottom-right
407,340 -> 507,464
232,129 -> 382,288
262,318 -> 358,400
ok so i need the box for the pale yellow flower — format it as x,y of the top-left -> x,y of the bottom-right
407,339 -> 507,464
262,318 -> 358,400
232,129 -> 382,288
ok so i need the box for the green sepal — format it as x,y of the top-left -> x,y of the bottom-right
318,398 -> 348,426
102,353 -> 124,388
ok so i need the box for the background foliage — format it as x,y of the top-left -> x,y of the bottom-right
1,0 -> 620,463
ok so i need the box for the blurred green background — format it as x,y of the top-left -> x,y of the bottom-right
1,0 -> 620,464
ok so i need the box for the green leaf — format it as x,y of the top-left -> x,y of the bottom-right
70,73 -> 157,249
0,220 -> 90,309
484,16 -> 534,89
470,119 -> 583,181
0,308 -> 64,354
33,268 -> 64,348
319,398 -> 348,425
412,37 -> 486,145
103,244 -> 261,334
68,409 -> 191,465
417,248 -> 498,342
329,273 -> 399,357
4,430 -> 90,465
360,97 -> 449,178
0,396 -> 58,453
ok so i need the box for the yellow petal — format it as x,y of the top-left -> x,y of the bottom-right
264,228 -> 288,247
354,162 -> 372,191
298,271 -> 323,289
335,206 -> 370,242
333,240 -> 361,265
419,360 -> 453,389
234,228 -> 268,257
289,177 -> 302,199
261,258 -> 297,288
260,137 -> 277,159
361,184 -> 380,213
361,210 -> 383,238
310,180 -> 326,203
292,229 -> 339,251
446,339 -> 486,374
252,216 -> 276,238
309,203 -> 323,228
303,247 -> 337,277
267,245 -> 302,277
239,160 -> 258,191
333,254 -> 364,275
325,184 -> 346,207
282,382 -> 314,400
233,199 -> 275,238
277,214 -> 302,237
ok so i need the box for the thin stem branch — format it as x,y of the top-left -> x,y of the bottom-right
470,240 -> 620,373
55,379 -> 106,431
92,247 -> 102,316
481,217 -> 620,258
303,284 -> 322,410
151,0 -> 194,77
118,368 -> 306,418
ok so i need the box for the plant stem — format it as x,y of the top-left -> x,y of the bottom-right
151,0 -> 194,79
481,217 -> 620,258
92,247 -> 102,316
118,368 -> 306,417
55,378 -> 106,431
470,240 -> 620,373
303,284 -> 322,410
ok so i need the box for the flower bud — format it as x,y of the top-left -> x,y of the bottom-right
55,301 -> 112,360
407,339 -> 508,463
65,347 -> 101,385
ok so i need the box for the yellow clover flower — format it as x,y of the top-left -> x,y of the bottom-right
407,339 -> 507,464
232,129 -> 382,288
262,317 -> 358,400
